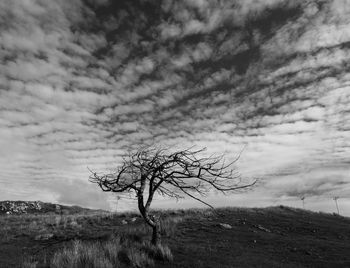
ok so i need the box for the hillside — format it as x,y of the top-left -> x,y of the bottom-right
0,206 -> 349,267
0,200 -> 106,215
164,206 -> 350,268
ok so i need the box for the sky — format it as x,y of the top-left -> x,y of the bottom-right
0,0 -> 350,215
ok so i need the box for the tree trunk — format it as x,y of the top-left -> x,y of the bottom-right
151,220 -> 161,245
137,192 -> 161,245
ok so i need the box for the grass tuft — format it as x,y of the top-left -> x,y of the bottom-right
21,258 -> 38,268
50,232 -> 173,268
142,242 -> 173,262
119,245 -> 154,268
51,240 -> 116,268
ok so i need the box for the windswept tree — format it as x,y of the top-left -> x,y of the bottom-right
89,147 -> 256,245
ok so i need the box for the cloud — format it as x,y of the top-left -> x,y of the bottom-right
266,165 -> 350,199
40,178 -> 112,210
0,0 -> 350,215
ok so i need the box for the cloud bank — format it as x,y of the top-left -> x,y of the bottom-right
0,0 -> 349,214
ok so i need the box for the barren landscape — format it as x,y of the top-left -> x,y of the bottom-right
1,0 -> 350,267
1,203 -> 349,267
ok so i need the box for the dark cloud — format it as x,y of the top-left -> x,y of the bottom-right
0,0 -> 350,214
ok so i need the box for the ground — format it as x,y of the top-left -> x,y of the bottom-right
0,206 -> 349,267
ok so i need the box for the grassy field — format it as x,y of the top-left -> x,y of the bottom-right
0,206 -> 349,267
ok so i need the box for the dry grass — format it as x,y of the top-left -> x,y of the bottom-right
159,215 -> 184,237
21,258 -> 38,268
51,240 -> 119,268
50,234 -> 173,268
11,211 -> 181,267
141,242 -> 173,262
1,206 -> 349,268
0,212 -> 119,242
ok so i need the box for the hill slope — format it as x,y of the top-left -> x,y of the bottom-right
162,206 -> 350,268
0,205 -> 349,267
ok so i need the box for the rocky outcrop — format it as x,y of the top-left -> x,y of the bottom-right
0,201 -> 43,214
0,200 -> 108,215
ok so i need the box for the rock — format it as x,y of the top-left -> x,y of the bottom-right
219,223 -> 232,229
0,200 -> 43,215
256,225 -> 271,233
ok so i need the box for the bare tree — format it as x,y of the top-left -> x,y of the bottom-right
89,146 -> 256,245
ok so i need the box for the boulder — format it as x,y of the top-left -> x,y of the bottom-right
219,223 -> 232,229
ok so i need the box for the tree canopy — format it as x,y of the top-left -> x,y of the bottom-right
89,146 -> 256,244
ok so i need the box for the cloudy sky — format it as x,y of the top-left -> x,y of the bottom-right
1,0 -> 349,215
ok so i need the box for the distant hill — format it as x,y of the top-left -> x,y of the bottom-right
0,200 -> 106,215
